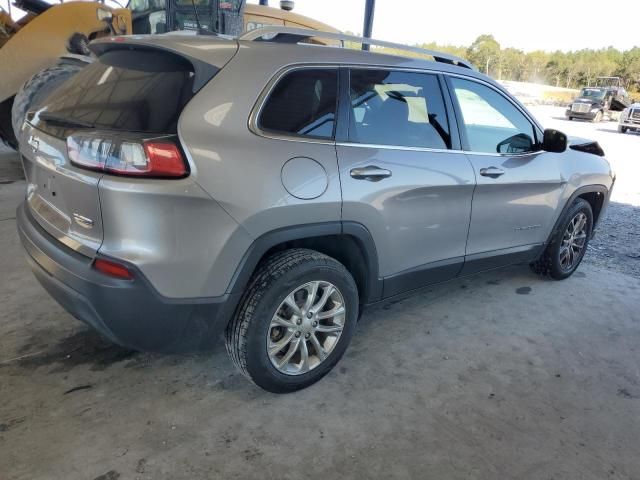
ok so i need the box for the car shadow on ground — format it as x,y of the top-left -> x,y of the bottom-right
0,261 -> 559,395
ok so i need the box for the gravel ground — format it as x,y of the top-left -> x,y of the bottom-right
588,202 -> 640,278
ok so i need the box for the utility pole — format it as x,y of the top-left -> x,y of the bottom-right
362,0 -> 375,51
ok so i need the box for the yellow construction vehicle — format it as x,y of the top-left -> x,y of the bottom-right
0,0 -> 337,148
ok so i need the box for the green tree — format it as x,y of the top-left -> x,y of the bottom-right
467,34 -> 501,75
500,48 -> 527,81
617,47 -> 640,92
526,50 -> 550,83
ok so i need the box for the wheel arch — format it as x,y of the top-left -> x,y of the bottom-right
547,184 -> 609,245
227,222 -> 383,305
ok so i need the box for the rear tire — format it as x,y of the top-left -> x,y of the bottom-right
530,198 -> 593,280
11,62 -> 85,141
226,249 -> 359,393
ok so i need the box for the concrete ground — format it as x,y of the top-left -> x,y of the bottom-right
1,109 -> 639,480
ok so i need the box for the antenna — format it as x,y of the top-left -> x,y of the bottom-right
189,0 -> 214,35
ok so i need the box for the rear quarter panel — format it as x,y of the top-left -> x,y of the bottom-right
178,44 -> 344,236
177,44 -> 346,296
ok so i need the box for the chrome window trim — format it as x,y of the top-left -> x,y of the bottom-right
336,142 -> 464,155
335,141 -> 540,159
249,63 -> 545,158
249,63 -> 449,146
248,64 -> 341,146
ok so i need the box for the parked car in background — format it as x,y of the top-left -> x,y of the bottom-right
618,103 -> 640,133
16,28 -> 614,393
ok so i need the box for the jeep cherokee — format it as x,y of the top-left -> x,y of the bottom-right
16,28 -> 614,393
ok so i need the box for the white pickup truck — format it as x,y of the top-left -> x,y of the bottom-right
618,103 -> 640,134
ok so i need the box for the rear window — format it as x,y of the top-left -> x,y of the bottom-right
38,49 -> 197,134
258,69 -> 338,139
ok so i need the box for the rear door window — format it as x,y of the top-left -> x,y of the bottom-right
39,49 -> 197,134
348,69 -> 451,149
258,68 -> 339,140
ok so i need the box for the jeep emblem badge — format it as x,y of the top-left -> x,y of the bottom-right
27,135 -> 39,153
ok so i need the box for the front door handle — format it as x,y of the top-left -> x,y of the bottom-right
479,167 -> 505,178
350,166 -> 392,182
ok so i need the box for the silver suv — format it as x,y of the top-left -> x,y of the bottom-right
16,28 -> 614,393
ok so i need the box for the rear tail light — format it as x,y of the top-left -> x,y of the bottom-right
67,133 -> 188,178
94,258 -> 134,280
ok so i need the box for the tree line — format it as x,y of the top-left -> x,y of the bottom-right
349,33 -> 640,94
422,35 -> 640,93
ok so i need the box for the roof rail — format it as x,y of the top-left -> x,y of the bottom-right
240,27 -> 475,70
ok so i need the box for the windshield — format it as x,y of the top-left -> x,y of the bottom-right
581,88 -> 606,100
128,0 -> 166,14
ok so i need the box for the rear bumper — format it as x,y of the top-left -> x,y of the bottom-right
17,203 -> 239,352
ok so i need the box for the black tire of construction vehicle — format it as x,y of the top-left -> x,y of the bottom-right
11,63 -> 84,139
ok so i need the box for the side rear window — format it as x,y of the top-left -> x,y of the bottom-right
259,68 -> 339,140
348,69 -> 451,149
39,49 -> 197,134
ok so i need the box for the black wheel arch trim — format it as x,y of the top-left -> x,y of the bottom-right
226,221 -> 383,304
546,184 -> 609,245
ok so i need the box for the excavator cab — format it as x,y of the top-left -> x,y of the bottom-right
129,0 -> 245,36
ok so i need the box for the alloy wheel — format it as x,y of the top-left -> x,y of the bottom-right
267,281 -> 346,375
559,212 -> 588,271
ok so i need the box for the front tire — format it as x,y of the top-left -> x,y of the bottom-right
226,249 -> 359,393
531,198 -> 593,280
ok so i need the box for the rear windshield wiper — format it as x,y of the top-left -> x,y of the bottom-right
38,112 -> 94,129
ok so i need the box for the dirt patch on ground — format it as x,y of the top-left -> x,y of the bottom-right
2,328 -> 137,373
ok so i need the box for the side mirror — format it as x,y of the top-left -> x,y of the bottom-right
542,129 -> 567,153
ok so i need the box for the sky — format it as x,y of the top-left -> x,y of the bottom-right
3,0 -> 638,52
248,0 -> 640,52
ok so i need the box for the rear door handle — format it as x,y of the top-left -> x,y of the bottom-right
350,166 -> 392,182
479,167 -> 505,178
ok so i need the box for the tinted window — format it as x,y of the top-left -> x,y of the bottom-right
40,49 -> 197,134
349,70 -> 451,149
259,69 -> 338,139
451,78 -> 537,154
